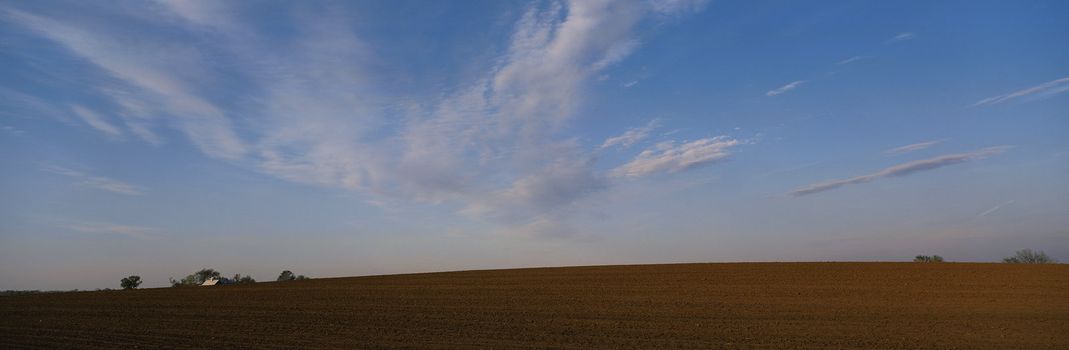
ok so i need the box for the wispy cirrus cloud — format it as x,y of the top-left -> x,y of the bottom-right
1,125 -> 26,135
0,87 -> 67,121
613,137 -> 739,177
977,199 -> 1015,218
837,56 -> 867,65
4,7 -> 248,159
401,0 -> 661,236
884,139 -> 944,156
601,119 -> 660,149
648,0 -> 710,17
71,106 -> 122,138
41,165 -> 144,195
766,80 -> 805,96
973,76 -> 1069,107
886,32 -> 915,43
789,146 -> 1010,196
3,1 -> 711,238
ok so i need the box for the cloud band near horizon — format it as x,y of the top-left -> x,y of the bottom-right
789,146 -> 1011,196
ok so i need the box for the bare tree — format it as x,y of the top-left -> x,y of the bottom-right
1003,249 -> 1057,264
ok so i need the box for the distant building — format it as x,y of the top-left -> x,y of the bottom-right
200,278 -> 232,286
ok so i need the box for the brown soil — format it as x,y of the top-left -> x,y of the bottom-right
2,262 -> 1067,349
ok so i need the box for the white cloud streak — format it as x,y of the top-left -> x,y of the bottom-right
766,80 -> 805,96
837,56 -> 866,65
1,125 -> 26,135
71,106 -> 122,137
601,119 -> 660,149
977,199 -> 1015,217
789,146 -> 1010,196
42,165 -> 145,196
974,76 -> 1069,107
613,137 -> 739,177
886,32 -> 915,43
884,139 -> 943,156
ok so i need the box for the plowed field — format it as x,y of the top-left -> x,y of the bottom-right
2,262 -> 1067,349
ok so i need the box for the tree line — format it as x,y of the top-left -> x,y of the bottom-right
115,269 -> 312,290
115,249 -> 1057,290
6,248 -> 1058,293
913,249 -> 1057,264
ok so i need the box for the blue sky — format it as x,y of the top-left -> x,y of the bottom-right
1,0 -> 1067,290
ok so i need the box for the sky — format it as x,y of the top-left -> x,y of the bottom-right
1,0 -> 1067,290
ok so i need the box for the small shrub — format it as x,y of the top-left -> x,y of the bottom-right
913,255 -> 944,263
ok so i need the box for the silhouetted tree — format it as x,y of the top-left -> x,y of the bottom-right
914,255 -> 944,263
232,274 -> 256,284
120,275 -> 142,290
170,275 -> 197,287
1003,249 -> 1056,264
277,270 -> 310,281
